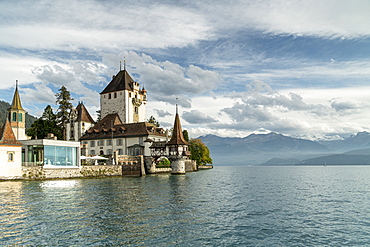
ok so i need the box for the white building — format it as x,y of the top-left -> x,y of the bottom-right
0,119 -> 23,178
80,113 -> 166,157
66,102 -> 95,141
100,67 -> 147,124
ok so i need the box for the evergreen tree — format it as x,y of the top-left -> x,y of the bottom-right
55,86 -> 73,140
147,115 -> 160,127
96,110 -> 101,122
182,130 -> 189,142
189,138 -> 213,166
26,105 -> 62,139
26,118 -> 44,139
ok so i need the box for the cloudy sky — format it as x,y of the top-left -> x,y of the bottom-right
1,0 -> 370,140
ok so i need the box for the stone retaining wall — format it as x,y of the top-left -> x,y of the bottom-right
22,165 -> 123,180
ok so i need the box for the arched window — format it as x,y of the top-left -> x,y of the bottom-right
18,113 -> 22,122
12,112 -> 17,121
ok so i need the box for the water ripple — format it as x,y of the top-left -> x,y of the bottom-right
2,166 -> 370,245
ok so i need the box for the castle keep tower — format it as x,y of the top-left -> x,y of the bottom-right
8,81 -> 27,140
100,64 -> 147,123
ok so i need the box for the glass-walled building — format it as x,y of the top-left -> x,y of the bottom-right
21,139 -> 80,167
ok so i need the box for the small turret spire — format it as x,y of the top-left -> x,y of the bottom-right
124,60 -> 126,71
10,80 -> 24,111
119,61 -> 122,71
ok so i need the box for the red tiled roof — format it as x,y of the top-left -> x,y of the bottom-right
0,119 -> 23,146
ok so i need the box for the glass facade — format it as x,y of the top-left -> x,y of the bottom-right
44,146 -> 77,166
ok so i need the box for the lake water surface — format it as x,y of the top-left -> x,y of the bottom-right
1,166 -> 370,246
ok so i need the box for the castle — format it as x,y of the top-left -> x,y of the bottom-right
67,66 -> 192,174
0,65 -> 193,178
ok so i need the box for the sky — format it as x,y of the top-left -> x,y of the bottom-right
1,0 -> 370,140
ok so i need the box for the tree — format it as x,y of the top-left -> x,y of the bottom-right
96,110 -> 101,122
147,115 -> 160,127
182,130 -> 189,142
26,105 -> 62,139
189,138 -> 213,166
55,86 -> 73,140
26,118 -> 44,139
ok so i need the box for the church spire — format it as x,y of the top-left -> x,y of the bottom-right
167,104 -> 189,145
10,80 -> 24,111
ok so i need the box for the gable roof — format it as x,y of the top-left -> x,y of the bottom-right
167,113 -> 189,145
76,102 -> 95,123
80,113 -> 166,140
100,70 -> 135,94
0,119 -> 23,146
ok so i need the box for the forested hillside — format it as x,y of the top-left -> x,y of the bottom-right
0,100 -> 37,129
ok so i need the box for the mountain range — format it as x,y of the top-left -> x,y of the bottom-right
199,132 -> 370,166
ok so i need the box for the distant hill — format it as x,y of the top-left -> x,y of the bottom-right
0,100 -> 37,129
260,158 -> 300,166
318,132 -> 370,152
199,132 -> 370,166
299,154 -> 370,166
199,132 -> 329,166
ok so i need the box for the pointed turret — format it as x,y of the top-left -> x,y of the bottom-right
8,80 -> 27,140
167,105 -> 189,146
166,104 -> 190,159
75,102 -> 95,123
10,80 -> 24,111
66,102 -> 96,141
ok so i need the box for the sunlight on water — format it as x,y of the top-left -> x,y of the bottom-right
1,166 -> 370,246
40,180 -> 79,188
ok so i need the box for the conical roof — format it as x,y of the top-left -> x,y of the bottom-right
75,102 -> 95,123
100,70 -> 135,94
0,119 -> 23,145
10,82 -> 24,111
167,110 -> 189,145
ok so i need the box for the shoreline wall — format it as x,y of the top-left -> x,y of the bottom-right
21,165 -> 123,180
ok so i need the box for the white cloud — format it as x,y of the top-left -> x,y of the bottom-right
103,51 -> 221,108
0,1 -> 212,51
182,110 -> 217,124
154,109 -> 172,118
0,52 -> 45,89
199,0 -> 370,39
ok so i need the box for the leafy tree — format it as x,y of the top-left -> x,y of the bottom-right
26,105 -> 62,139
189,138 -> 213,166
182,130 -> 189,142
157,157 -> 171,167
147,115 -> 160,127
55,86 -> 73,140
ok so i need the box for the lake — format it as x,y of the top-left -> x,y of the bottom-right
1,166 -> 370,246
